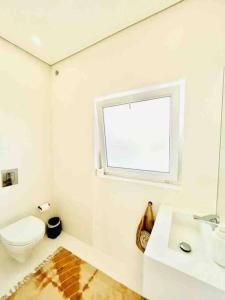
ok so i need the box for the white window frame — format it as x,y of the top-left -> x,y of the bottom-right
95,80 -> 184,185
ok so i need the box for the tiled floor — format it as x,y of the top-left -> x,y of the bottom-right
0,232 -> 141,298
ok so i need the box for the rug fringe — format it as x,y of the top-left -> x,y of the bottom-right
0,246 -> 64,300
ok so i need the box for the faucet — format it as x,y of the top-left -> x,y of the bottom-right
193,214 -> 220,229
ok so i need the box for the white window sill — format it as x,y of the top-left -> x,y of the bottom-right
95,171 -> 182,190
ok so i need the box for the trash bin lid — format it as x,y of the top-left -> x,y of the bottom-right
47,217 -> 61,228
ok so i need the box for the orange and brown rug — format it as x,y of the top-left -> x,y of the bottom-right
2,247 -> 145,300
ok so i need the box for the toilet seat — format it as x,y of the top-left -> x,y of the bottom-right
0,216 -> 45,246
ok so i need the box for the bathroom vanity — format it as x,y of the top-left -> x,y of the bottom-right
142,205 -> 225,300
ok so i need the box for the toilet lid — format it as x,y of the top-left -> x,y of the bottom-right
0,216 -> 45,246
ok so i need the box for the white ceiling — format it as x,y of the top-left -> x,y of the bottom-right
0,0 -> 182,65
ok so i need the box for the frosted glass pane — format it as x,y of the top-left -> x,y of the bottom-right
103,97 -> 170,173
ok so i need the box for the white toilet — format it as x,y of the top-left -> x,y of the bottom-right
0,216 -> 45,262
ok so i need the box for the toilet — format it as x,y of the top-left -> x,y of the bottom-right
0,216 -> 45,262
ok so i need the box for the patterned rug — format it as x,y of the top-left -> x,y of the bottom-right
2,247 -> 145,300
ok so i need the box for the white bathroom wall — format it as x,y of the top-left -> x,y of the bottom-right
51,0 -> 225,293
0,38 -> 53,226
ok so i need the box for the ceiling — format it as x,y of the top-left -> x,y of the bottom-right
0,0 -> 182,65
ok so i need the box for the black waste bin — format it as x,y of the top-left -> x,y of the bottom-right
47,217 -> 62,239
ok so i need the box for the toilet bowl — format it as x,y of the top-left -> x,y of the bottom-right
0,216 -> 45,262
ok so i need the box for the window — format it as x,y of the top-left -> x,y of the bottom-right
96,81 -> 184,184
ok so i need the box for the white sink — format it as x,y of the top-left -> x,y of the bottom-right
168,211 -> 211,259
144,205 -> 225,294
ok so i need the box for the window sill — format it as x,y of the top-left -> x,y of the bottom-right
96,171 -> 182,190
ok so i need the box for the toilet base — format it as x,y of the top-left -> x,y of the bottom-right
2,237 -> 43,263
